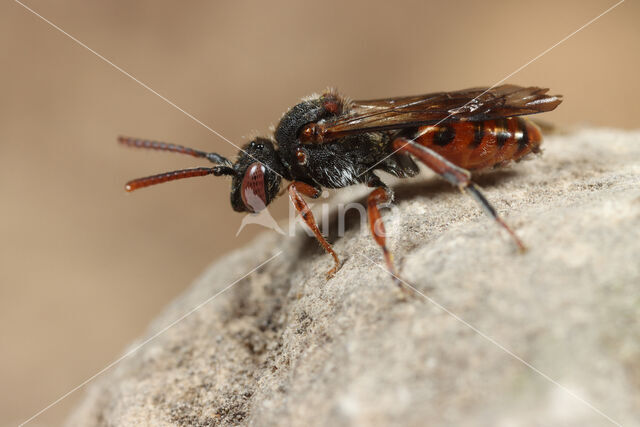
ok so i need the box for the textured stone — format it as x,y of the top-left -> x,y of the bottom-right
68,129 -> 640,426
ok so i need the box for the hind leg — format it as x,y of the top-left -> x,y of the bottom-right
392,138 -> 526,252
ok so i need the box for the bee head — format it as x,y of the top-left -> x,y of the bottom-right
229,138 -> 285,213
119,136 -> 285,213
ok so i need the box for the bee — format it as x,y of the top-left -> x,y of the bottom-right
120,85 -> 562,289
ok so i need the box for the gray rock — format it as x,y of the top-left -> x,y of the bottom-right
68,128 -> 640,426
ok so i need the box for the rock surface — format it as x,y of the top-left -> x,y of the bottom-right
68,129 -> 640,426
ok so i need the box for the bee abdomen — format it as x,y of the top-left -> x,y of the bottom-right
413,117 -> 542,171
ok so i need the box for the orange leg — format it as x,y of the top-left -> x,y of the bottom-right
392,138 -> 526,252
288,181 -> 341,278
366,175 -> 407,290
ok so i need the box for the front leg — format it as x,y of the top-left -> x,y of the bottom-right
288,181 -> 341,278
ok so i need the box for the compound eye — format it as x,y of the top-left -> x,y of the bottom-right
241,162 -> 267,213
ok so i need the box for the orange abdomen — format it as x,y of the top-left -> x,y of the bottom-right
414,117 -> 542,171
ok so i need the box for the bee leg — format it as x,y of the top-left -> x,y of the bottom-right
366,175 -> 411,292
288,181 -> 341,278
392,138 -> 526,252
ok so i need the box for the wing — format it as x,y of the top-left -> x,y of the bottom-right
314,85 -> 562,142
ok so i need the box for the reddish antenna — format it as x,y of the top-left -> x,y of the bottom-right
125,168 -> 223,192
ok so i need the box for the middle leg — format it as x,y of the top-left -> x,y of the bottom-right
365,174 -> 407,290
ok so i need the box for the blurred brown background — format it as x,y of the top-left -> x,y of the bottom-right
1,0 -> 638,425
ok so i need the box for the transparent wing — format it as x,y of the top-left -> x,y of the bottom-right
317,85 -> 562,141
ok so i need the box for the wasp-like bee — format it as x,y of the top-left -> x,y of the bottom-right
120,85 -> 562,289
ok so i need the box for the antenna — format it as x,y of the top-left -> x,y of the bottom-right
118,136 -> 231,166
125,167 -> 232,192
